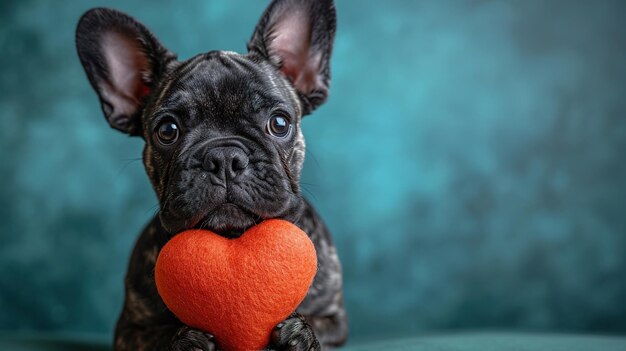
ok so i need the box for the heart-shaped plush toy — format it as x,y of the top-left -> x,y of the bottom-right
155,219 -> 317,351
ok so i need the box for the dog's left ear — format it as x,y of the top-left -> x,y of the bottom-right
248,0 -> 336,115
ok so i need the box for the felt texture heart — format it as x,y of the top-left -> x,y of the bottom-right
155,219 -> 317,351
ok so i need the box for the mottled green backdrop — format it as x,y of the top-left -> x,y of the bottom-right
1,0 -> 625,342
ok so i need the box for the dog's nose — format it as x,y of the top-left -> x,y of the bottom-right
202,146 -> 249,179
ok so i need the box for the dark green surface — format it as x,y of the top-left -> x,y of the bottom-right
0,333 -> 109,351
2,333 -> 626,351
344,334 -> 626,351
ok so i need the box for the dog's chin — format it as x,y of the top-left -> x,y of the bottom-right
192,203 -> 259,238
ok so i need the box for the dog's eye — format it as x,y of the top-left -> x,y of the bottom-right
155,120 -> 179,145
267,114 -> 291,138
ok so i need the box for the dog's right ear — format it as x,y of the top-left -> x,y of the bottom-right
76,8 -> 175,136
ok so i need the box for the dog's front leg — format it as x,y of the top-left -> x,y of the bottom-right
114,220 -> 218,351
306,309 -> 348,349
266,312 -> 321,351
115,316 -> 217,351
298,291 -> 348,348
114,274 -> 217,351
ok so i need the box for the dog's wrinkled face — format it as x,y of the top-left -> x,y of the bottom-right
145,53 -> 306,235
76,1 -> 336,236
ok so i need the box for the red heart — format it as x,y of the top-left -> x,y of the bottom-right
155,219 -> 317,351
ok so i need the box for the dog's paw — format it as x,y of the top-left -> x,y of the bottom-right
170,326 -> 218,351
267,313 -> 321,351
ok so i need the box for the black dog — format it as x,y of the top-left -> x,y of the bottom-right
75,0 -> 347,350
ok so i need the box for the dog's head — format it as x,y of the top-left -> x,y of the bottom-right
76,0 -> 336,236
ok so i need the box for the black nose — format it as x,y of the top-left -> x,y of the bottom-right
202,146 -> 249,179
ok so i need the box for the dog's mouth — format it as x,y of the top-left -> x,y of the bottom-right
191,203 -> 260,238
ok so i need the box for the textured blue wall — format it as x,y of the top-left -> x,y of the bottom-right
1,0 -> 625,342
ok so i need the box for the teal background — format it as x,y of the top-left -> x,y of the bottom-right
1,0 -> 625,343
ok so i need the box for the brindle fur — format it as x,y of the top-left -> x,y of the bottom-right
114,202 -> 346,351
76,1 -> 346,350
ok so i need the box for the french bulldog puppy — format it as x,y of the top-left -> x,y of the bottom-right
75,0 -> 347,350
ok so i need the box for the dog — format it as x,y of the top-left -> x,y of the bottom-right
75,0 -> 347,350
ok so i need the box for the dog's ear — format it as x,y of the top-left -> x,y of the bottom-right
76,8 -> 175,136
248,0 -> 336,115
